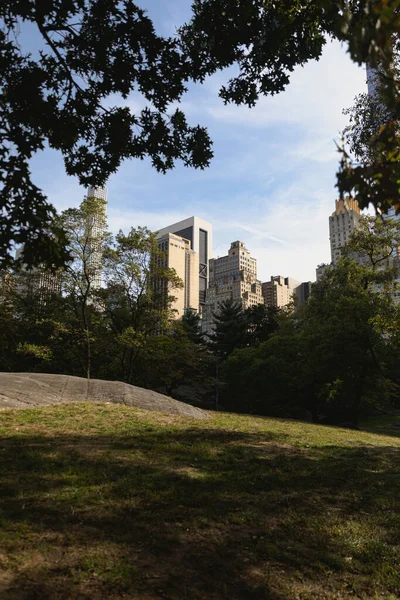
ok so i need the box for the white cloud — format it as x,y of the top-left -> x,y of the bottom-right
207,40 -> 366,135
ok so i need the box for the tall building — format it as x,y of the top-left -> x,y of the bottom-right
316,263 -> 330,282
85,186 -> 108,290
262,275 -> 300,309
156,232 -> 199,318
296,281 -> 312,307
14,246 -> 62,300
156,216 -> 212,311
330,197 -> 360,265
202,240 -> 263,334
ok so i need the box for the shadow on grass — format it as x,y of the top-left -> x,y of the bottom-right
0,427 -> 399,599
360,412 -> 400,439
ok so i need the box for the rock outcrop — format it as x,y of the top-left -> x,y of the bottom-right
0,373 -> 209,419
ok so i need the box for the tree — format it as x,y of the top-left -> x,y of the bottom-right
0,273 -> 18,371
135,323 -> 202,396
181,308 -> 204,344
2,1 -> 399,267
300,258 -> 399,424
0,267 -> 73,375
182,1 -> 400,214
343,92 -> 394,164
102,226 -> 183,383
339,38 -> 400,214
344,215 -> 400,283
0,1 -> 214,269
209,298 -> 247,358
223,322 -> 307,416
224,255 -> 400,423
244,303 -> 280,347
58,195 -> 108,378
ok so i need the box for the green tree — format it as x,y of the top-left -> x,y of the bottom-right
338,38 -> 400,214
223,322 -> 306,416
183,1 -> 400,214
0,269 -> 72,374
244,303 -> 280,347
209,298 -> 247,358
301,258 -> 399,424
59,195 -> 108,379
135,323 -> 202,396
181,308 -> 204,344
224,256 -> 400,423
0,273 -> 19,371
102,226 -> 183,384
343,92 -> 393,164
2,1 -> 399,267
345,215 -> 400,279
0,1 -> 213,269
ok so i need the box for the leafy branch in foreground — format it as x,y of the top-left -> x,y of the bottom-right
0,0 -> 213,268
2,0 -> 400,267
338,4 -> 400,214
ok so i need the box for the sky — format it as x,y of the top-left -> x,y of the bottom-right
28,0 -> 367,283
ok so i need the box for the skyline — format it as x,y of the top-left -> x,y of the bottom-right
26,1 -> 367,282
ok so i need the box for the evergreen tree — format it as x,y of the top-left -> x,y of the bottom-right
181,308 -> 204,344
244,304 -> 280,347
209,298 -> 247,358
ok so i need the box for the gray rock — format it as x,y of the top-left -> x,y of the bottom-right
0,373 -> 209,419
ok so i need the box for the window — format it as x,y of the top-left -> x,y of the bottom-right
199,229 -> 208,264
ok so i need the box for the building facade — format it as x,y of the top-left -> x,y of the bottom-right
14,246 -> 62,300
202,240 -> 263,334
262,275 -> 300,309
86,186 -> 108,290
156,216 -> 212,312
295,281 -> 312,307
330,197 -> 361,265
156,232 -> 199,318
316,263 -> 330,282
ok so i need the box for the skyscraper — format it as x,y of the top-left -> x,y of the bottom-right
156,216 -> 212,311
85,186 -> 108,290
156,232 -> 199,318
329,197 -> 360,265
202,240 -> 263,334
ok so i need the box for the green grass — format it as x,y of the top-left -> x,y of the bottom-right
0,404 -> 399,599
360,411 -> 400,438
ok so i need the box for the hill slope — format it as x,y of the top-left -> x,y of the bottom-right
0,404 -> 399,599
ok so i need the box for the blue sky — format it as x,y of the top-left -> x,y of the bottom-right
28,0 -> 367,282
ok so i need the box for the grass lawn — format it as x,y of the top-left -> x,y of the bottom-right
360,412 -> 400,439
0,404 -> 399,599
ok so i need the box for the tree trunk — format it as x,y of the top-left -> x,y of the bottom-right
86,327 -> 91,380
